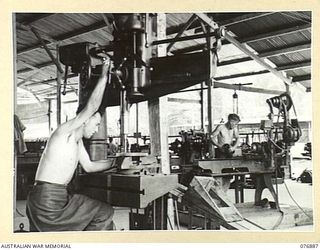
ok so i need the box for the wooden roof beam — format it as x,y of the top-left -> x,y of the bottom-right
258,42 -> 310,58
30,27 -> 64,74
219,12 -> 275,27
218,42 -> 311,66
292,74 -> 311,82
172,23 -> 311,54
276,60 -> 310,71
168,97 -> 201,104
241,23 -> 311,44
18,61 -> 56,74
16,12 -> 278,56
25,73 -> 78,87
17,60 -> 55,78
215,60 -> 310,81
196,13 -> 294,85
17,71 -> 41,87
16,22 -> 57,43
17,85 -> 41,102
17,20 -> 108,55
46,89 -> 74,97
34,86 -> 56,95
17,13 -> 56,25
177,83 -> 283,95
167,12 -> 274,36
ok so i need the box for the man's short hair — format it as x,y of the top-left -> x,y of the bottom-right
228,113 -> 240,122
97,105 -> 106,117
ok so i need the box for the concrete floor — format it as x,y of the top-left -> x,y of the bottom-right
14,158 -> 313,232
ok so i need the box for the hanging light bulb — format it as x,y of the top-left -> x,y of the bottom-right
233,90 -> 238,114
233,90 -> 238,99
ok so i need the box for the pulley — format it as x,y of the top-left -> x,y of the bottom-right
283,125 -> 301,144
267,93 -> 293,113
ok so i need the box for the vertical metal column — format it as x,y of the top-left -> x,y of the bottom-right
136,103 -> 139,144
234,176 -> 239,203
285,84 -> 292,178
120,90 -> 129,153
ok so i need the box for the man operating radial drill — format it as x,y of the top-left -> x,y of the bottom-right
26,58 -> 116,232
210,113 -> 241,192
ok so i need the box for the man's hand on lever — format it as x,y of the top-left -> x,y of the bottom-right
101,57 -> 111,79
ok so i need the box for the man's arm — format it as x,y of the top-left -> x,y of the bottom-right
78,140 -> 115,173
210,125 -> 223,148
230,127 -> 240,151
58,59 -> 110,133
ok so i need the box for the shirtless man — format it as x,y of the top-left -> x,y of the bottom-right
211,113 -> 240,158
210,114 -> 240,192
26,59 -> 115,232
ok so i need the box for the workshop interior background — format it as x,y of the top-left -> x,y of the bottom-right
13,12 -> 313,232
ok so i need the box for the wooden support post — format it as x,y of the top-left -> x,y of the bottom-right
148,13 -> 173,230
56,45 -> 62,125
48,99 -> 51,134
13,15 -> 18,214
148,13 -> 169,173
206,25 -> 218,158
207,78 -> 213,134
200,82 -> 205,130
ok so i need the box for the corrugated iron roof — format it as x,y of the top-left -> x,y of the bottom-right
14,11 -> 312,103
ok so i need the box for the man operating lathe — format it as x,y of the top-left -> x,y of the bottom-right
210,113 -> 241,192
211,113 -> 241,159
26,58 -> 115,232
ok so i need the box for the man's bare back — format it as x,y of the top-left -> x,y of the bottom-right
34,59 -> 113,185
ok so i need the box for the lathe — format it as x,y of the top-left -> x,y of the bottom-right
170,93 -> 302,227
